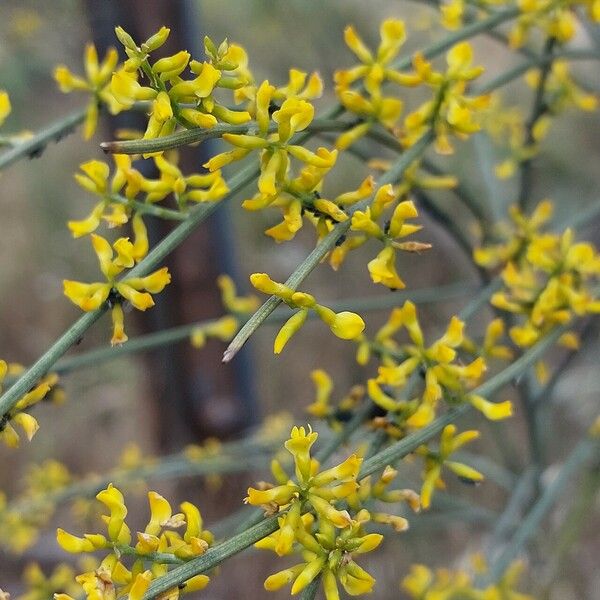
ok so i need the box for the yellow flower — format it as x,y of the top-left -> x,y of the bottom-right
251,273 -> 365,351
368,246 -> 405,289
54,44 -> 120,138
63,234 -> 170,344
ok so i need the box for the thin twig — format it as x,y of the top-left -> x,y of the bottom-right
0,107 -> 87,171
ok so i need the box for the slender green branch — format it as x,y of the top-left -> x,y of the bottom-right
483,436 -> 600,584
109,194 -> 188,221
117,545 -> 186,565
223,130 -> 435,363
100,118 -> 353,154
482,467 -> 537,559
458,277 -> 502,321
0,107 -> 87,171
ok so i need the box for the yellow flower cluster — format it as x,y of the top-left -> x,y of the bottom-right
262,512 -> 381,598
56,485 -> 212,600
69,154 -> 228,238
250,273 -> 365,352
335,19 -> 410,149
63,228 -> 171,345
439,0 -> 507,31
365,301 -> 512,431
245,426 -> 361,532
402,559 -> 533,599
54,28 -> 252,140
439,0 -> 600,48
335,21 -> 488,155
0,362 -> 59,448
346,188 -> 429,289
247,426 -> 416,598
54,44 -> 120,139
475,200 -> 600,348
402,42 -> 490,153
511,0 -> 600,48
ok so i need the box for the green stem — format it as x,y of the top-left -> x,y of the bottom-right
101,118 -> 353,154
109,194 -> 188,221
0,107 -> 87,171
482,467 -> 537,559
483,436 -> 599,584
117,545 -> 186,565
223,130 -> 435,363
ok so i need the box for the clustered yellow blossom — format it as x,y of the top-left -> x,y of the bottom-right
365,301 -> 512,432
54,44 -> 120,139
0,492 -> 40,554
475,200 -> 600,348
0,460 -> 73,554
0,362 -> 59,448
56,485 -> 212,600
511,0 -> 600,48
69,153 -> 228,238
335,18 -> 410,149
250,273 -> 365,352
402,42 -> 490,153
439,0 -> 507,31
262,512 -> 381,598
245,426 -> 361,532
206,85 -> 351,244
346,186 -> 430,289
439,0 -> 600,48
190,274 -> 259,349
247,426 -> 414,598
63,229 -> 171,345
402,558 -> 534,599
334,22 -> 488,155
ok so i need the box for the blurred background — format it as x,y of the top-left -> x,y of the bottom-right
0,0 -> 599,598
